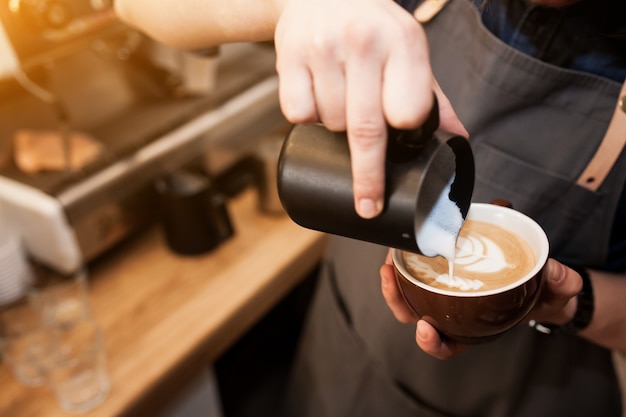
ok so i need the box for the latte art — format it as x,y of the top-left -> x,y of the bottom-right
402,219 -> 536,292
454,235 -> 514,273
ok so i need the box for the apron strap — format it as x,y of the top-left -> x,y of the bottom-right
414,0 -> 449,23
576,80 -> 626,191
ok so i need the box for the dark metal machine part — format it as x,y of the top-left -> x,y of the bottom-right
155,169 -> 234,255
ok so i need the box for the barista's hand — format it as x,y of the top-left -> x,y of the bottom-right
381,257 -> 583,358
380,250 -> 469,359
525,259 -> 581,326
275,0 -> 467,219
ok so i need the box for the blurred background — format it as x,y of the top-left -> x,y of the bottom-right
0,2 -> 321,416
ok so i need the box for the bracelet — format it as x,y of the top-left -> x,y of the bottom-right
530,265 -> 595,335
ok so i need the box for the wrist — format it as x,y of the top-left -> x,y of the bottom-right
561,265 -> 594,333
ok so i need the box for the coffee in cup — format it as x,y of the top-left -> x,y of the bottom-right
392,203 -> 549,343
402,218 -> 536,293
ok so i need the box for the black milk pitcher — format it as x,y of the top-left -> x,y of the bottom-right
276,100 -> 475,254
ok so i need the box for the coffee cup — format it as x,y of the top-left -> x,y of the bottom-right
392,203 -> 549,344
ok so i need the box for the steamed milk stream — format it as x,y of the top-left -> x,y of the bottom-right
413,179 -> 535,292
415,176 -> 464,285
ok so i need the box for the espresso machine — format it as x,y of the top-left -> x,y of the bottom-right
0,0 -> 285,273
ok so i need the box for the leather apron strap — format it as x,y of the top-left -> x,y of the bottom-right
414,0 -> 449,23
577,80 -> 626,191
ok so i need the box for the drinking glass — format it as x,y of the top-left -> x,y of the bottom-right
0,296 -> 51,386
42,317 -> 110,413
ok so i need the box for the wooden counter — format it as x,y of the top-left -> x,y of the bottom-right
0,189 -> 328,417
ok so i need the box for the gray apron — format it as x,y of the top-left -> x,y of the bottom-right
284,1 -> 625,416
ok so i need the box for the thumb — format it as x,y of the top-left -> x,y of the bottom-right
433,78 -> 468,138
528,259 -> 581,324
543,259 -> 582,302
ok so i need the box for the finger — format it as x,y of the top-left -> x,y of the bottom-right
542,260 -> 582,307
309,42 -> 347,131
433,78 -> 469,138
380,263 -> 419,323
415,320 -> 468,360
276,57 -> 319,124
344,41 -> 387,219
527,259 -> 581,324
382,25 -> 433,129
